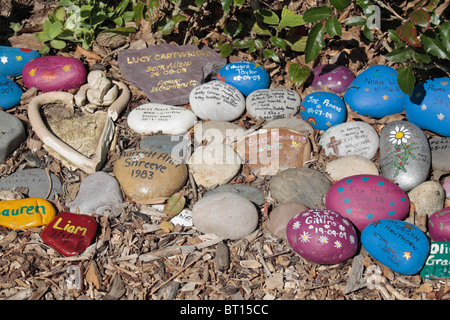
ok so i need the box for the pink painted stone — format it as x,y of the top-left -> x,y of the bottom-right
443,179 -> 450,197
311,64 -> 355,93
429,207 -> 450,242
286,208 -> 358,264
325,174 -> 410,232
41,212 -> 97,257
22,56 -> 87,92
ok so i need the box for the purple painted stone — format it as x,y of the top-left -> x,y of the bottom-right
286,208 -> 358,264
311,64 -> 355,94
325,174 -> 410,232
429,207 -> 450,242
22,56 -> 87,92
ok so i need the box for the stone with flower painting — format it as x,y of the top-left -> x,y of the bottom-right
405,77 -> 450,137
311,64 -> 355,93
22,56 -> 87,92
344,65 -> 408,118
286,208 -> 358,264
0,46 -> 40,77
379,120 -> 430,191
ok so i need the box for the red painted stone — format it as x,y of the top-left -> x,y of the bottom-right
41,212 -> 97,257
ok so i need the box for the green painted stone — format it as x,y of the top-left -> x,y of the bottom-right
421,242 -> 450,279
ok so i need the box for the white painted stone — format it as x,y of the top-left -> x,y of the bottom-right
246,88 -> 300,120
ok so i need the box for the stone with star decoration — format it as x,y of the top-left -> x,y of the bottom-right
0,46 -> 40,77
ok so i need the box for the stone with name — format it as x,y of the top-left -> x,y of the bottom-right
203,183 -> 265,205
189,81 -> 245,121
127,103 -> 197,135
0,76 -> 22,110
0,46 -> 40,77
0,168 -> 62,199
325,155 -> 379,181
246,88 -> 301,120
113,150 -> 188,204
300,91 -> 346,131
22,56 -> 87,92
361,219 -> 430,275
344,65 -> 408,118
140,134 -> 191,162
405,78 -> 450,137
266,202 -> 309,239
319,121 -> 379,159
286,208 -> 358,264
235,128 -> 311,176
0,197 -> 56,229
379,120 -> 431,191
41,212 -> 97,257
326,174 -> 410,232
217,61 -> 270,96
192,192 -> 259,240
429,137 -> 450,171
118,44 -> 226,105
428,207 -> 450,242
0,109 -> 26,161
420,242 -> 450,279
262,117 -> 314,136
311,64 -> 355,93
193,120 -> 246,147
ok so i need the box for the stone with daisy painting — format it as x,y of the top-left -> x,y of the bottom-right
379,120 -> 431,191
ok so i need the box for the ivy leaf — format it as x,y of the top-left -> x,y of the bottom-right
325,17 -> 342,37
421,35 -> 450,60
305,23 -> 325,64
329,0 -> 350,12
385,46 -> 414,62
254,9 -> 280,25
409,9 -> 431,28
397,22 -> 421,47
303,6 -> 332,23
288,63 -> 310,87
163,192 -> 186,218
397,65 -> 415,96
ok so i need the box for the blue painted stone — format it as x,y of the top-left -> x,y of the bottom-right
0,46 -> 40,77
344,65 -> 409,118
405,78 -> 450,137
0,76 -> 22,110
300,92 -> 346,131
361,219 -> 430,275
216,61 -> 269,96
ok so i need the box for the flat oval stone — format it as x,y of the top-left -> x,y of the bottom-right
246,88 -> 301,120
270,167 -> 331,208
127,103 -> 197,135
0,76 -> 22,110
361,219 -> 430,275
344,65 -> 408,118
319,121 -> 379,159
379,120 -> 430,191
325,174 -> 410,232
216,61 -> 270,96
189,80 -> 245,121
311,64 -> 355,93
0,197 -> 56,229
300,91 -> 346,131
262,117 -> 314,136
22,56 -> 87,92
41,212 -> 97,256
235,128 -> 311,176
428,207 -> 450,242
113,150 -> 188,203
0,109 -> 26,161
420,241 -> 450,279
405,78 -> 450,137
203,183 -> 265,205
429,137 -> 450,171
325,155 -> 379,181
192,192 -> 259,240
140,134 -> 191,162
266,202 -> 309,239
286,208 -> 358,264
0,46 -> 40,77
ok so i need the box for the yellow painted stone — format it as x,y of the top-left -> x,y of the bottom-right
0,197 -> 56,229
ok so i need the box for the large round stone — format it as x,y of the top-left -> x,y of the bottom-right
266,202 -> 309,239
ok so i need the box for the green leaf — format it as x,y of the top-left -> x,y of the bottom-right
325,17 -> 342,37
270,36 -> 287,50
397,22 -> 421,47
345,16 -> 366,26
385,46 -> 414,62
220,43 -> 234,57
35,31 -> 51,43
305,23 -> 325,64
329,0 -> 350,12
163,193 -> 186,218
252,21 -> 271,36
303,6 -> 332,23
363,25 -> 374,41
254,9 -> 280,25
286,35 -> 307,52
263,49 -> 280,63
53,5 -> 66,22
288,63 -> 310,87
409,9 -> 431,28
222,0 -> 232,13
43,20 -> 63,39
388,29 -> 401,42
232,38 -> 255,49
39,44 -> 51,55
279,6 -> 305,28
50,39 -> 66,49
397,65 -> 415,95
224,20 -> 242,38
413,51 -> 432,65
195,0 -> 206,7
422,35 -> 450,60
439,21 -> 450,48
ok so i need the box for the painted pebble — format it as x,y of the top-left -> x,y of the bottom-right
429,137 -> 450,171
127,103 -> 197,135
405,78 -> 450,137
0,197 -> 56,230
361,219 -> 430,275
420,242 -> 450,279
216,61 -> 269,96
41,212 -> 97,257
189,80 -> 245,121
286,208 -> 358,264
300,91 -> 346,131
325,174 -> 410,232
0,109 -> 26,161
0,76 -> 22,110
22,56 -> 87,92
379,120 -> 431,191
311,64 -> 355,93
0,46 -> 40,77
246,88 -> 301,120
319,121 -> 379,159
428,207 -> 450,242
344,65 -> 408,118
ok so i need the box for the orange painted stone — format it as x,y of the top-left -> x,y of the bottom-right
0,197 -> 56,229
235,128 -> 311,176
41,212 -> 97,257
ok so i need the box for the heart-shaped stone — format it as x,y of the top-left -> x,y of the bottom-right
28,81 -> 130,173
